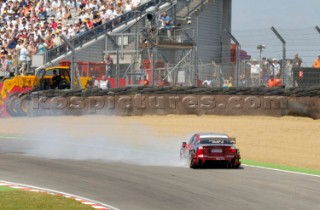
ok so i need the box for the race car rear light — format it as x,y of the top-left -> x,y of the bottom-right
226,147 -> 236,154
196,147 -> 204,156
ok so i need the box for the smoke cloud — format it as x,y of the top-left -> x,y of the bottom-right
14,116 -> 188,167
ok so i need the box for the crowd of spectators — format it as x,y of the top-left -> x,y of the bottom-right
201,53 -> 306,88
0,0 -> 142,76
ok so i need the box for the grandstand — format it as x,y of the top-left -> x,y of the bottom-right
0,0 -> 233,87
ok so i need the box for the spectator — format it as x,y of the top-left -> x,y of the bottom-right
92,11 -> 102,27
131,0 -> 141,9
45,34 -> 54,50
285,59 -> 293,86
7,53 -> 14,77
123,0 -> 132,13
78,23 -> 87,35
292,53 -> 302,68
267,75 -> 281,87
38,27 -> 46,40
37,38 -> 47,54
139,75 -> 149,86
99,6 -> 108,22
104,53 -> 113,78
19,42 -> 29,75
46,3 -> 54,17
109,5 -> 118,20
211,74 -> 219,87
15,38 -> 24,52
53,32 -> 62,47
228,76 -> 233,87
0,50 -> 9,73
85,17 -> 94,29
222,79 -> 228,88
93,75 -> 99,87
28,41 -> 38,57
239,74 -> 249,87
250,59 -> 260,86
49,17 -> 58,30
63,6 -> 72,21
261,57 -> 269,85
202,76 -> 212,87
161,10 -> 172,40
312,54 -> 320,68
52,69 -> 61,89
272,58 -> 281,78
97,75 -> 111,90
7,37 -> 17,50
68,24 -> 76,38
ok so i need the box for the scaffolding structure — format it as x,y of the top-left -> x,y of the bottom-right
104,5 -> 198,88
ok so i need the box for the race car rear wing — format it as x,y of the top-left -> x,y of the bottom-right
229,138 -> 236,144
199,138 -> 237,144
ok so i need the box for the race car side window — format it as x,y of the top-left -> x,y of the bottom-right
191,135 -> 198,144
189,134 -> 196,144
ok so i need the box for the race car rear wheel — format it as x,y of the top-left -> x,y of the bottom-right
190,158 -> 196,169
189,152 -> 197,169
232,163 -> 241,169
231,157 -> 241,169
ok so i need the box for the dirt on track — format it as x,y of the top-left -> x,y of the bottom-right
0,115 -> 319,170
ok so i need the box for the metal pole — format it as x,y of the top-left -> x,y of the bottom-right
271,26 -> 286,86
60,34 -> 82,89
259,49 -> 262,86
257,45 -> 266,86
15,52 -> 18,76
116,47 -> 119,88
152,47 -> 155,86
134,11 -> 140,71
224,28 -> 240,86
194,13 -> 199,86
106,34 -> 120,87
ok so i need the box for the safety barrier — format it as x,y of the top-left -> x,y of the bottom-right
27,86 -> 320,119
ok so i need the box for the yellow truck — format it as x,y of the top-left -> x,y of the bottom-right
0,66 -> 92,117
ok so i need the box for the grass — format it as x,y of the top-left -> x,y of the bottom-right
0,190 -> 95,210
0,186 -> 17,191
242,159 -> 320,176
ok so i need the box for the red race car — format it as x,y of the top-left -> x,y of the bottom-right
180,132 -> 241,169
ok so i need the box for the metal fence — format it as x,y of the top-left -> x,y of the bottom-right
222,26 -> 320,88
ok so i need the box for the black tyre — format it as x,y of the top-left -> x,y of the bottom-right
0,98 -> 4,117
15,95 -> 31,117
232,163 -> 241,169
189,152 -> 197,169
5,94 -> 19,117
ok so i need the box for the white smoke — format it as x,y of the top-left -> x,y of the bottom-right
18,116 -> 187,167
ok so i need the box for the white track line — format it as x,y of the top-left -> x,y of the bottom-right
242,164 -> 320,178
0,180 -> 120,210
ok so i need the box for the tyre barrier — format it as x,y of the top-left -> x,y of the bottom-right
5,86 -> 320,119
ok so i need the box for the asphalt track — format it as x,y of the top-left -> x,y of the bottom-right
0,138 -> 319,210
